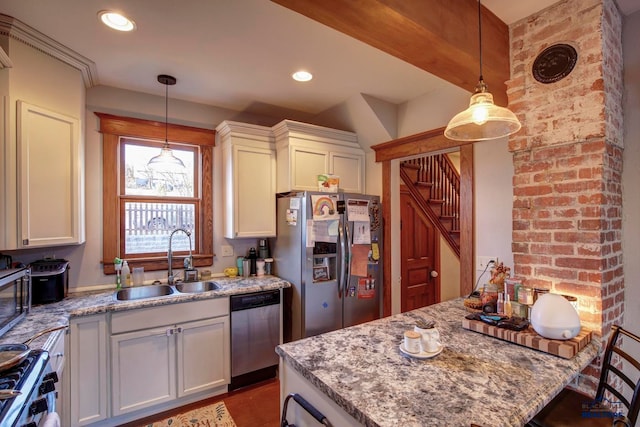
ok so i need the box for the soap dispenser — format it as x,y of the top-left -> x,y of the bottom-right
121,260 -> 132,287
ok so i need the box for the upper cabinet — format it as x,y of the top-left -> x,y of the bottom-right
216,121 -> 276,239
17,101 -> 84,247
0,16 -> 91,249
272,120 -> 365,194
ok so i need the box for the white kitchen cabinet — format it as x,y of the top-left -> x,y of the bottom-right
17,101 -> 85,247
216,121 -> 276,238
110,325 -> 177,415
272,119 -> 365,194
69,314 -> 108,427
110,298 -> 230,416
0,29 -> 87,250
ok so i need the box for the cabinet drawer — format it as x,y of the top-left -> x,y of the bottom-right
112,297 -> 229,334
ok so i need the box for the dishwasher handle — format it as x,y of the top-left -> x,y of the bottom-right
230,290 -> 280,311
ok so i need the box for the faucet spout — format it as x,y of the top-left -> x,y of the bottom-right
168,228 -> 192,285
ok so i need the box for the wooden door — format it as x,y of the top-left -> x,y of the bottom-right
400,189 -> 439,311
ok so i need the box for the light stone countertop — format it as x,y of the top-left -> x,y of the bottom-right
1,275 -> 290,354
276,298 -> 601,427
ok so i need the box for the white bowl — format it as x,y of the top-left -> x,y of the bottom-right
530,293 -> 581,340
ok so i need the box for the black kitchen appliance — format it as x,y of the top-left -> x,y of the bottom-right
30,259 -> 69,304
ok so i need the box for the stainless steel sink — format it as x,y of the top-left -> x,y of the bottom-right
175,281 -> 220,293
115,284 -> 174,301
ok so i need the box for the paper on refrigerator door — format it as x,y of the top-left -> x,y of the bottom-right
350,244 -> 370,277
311,194 -> 339,220
306,219 -> 337,246
346,199 -> 370,221
353,221 -> 371,244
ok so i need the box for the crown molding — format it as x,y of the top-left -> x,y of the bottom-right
0,13 -> 97,87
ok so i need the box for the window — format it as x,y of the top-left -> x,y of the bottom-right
97,113 -> 215,274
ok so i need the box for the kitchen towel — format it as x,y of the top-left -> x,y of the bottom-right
41,412 -> 61,427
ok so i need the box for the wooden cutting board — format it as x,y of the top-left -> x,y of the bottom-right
462,318 -> 592,359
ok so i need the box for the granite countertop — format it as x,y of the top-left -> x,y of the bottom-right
1,275 -> 290,354
276,298 -> 601,427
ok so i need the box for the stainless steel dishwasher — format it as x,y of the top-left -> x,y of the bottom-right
230,289 -> 281,390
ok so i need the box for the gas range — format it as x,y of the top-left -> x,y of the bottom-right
0,349 -> 57,427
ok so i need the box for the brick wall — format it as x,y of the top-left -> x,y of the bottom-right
507,0 -> 623,391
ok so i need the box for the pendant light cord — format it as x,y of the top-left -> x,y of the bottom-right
478,0 -> 483,82
164,81 -> 169,146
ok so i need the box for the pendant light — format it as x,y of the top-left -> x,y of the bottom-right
444,0 -> 521,141
147,74 -> 185,170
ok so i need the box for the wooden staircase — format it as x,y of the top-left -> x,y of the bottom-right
400,154 -> 460,258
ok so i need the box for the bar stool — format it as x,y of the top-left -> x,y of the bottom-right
528,324 -> 640,427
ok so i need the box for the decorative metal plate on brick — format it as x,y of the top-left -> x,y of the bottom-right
532,43 -> 578,84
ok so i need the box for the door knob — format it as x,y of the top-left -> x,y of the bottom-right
430,270 -> 439,278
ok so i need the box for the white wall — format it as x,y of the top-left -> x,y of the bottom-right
622,10 -> 640,336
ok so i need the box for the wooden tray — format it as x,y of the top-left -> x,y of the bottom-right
462,318 -> 592,359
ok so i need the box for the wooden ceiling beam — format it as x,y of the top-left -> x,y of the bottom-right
271,0 -> 510,105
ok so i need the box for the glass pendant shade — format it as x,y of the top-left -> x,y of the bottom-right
444,86 -> 521,141
147,144 -> 185,171
444,0 -> 521,142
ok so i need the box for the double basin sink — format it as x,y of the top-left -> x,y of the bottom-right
115,281 -> 220,301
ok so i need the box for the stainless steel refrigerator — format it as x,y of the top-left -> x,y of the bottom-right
273,191 -> 382,341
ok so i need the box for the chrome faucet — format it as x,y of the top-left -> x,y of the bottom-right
168,228 -> 193,285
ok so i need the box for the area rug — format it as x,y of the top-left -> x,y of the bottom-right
144,401 -> 237,427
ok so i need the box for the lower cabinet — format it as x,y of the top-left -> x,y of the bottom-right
69,314 -> 109,426
111,316 -> 229,415
67,298 -> 230,426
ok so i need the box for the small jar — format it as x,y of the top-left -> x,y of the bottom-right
481,283 -> 499,306
518,287 -> 534,305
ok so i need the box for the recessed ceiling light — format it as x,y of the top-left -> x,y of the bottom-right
98,10 -> 136,32
292,70 -> 313,82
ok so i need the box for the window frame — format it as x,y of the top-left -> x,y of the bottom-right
97,112 -> 215,274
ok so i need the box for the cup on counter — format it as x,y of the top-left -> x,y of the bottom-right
414,326 -> 441,353
242,259 -> 250,278
256,259 -> 265,276
132,267 -> 144,286
403,330 -> 422,354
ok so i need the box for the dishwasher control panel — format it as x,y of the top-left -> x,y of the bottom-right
231,289 -> 280,311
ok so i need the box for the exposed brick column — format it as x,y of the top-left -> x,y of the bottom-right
507,0 -> 623,390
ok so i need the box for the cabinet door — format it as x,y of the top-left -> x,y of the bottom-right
111,326 -> 177,416
290,146 -> 329,191
231,145 -> 276,238
69,314 -> 108,426
177,316 -> 230,397
17,101 -> 84,247
330,151 -> 364,194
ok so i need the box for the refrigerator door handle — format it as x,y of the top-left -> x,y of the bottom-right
338,219 -> 345,299
344,219 -> 352,297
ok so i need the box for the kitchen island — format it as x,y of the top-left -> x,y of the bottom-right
276,298 -> 600,427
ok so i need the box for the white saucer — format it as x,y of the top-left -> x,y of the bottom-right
399,343 -> 444,359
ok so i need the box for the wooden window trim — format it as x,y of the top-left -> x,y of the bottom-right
96,112 -> 215,274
